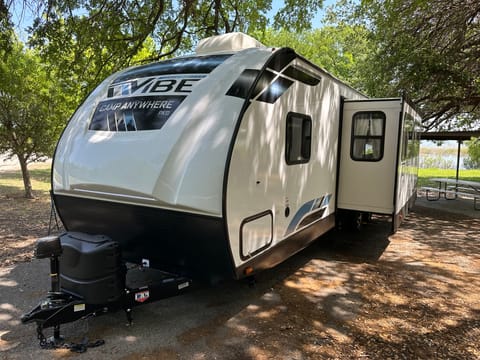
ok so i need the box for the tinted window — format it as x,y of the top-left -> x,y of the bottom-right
112,54 -> 232,84
286,113 -> 312,165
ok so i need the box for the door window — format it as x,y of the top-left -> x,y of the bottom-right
351,111 -> 385,161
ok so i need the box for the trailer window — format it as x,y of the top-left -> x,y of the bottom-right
286,113 -> 312,165
401,113 -> 419,162
351,111 -> 385,161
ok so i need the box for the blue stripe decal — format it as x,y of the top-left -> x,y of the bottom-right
321,194 -> 332,207
284,194 -> 332,236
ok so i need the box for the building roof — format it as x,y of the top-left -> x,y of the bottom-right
420,130 -> 480,141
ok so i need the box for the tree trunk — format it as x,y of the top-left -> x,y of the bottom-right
16,154 -> 34,199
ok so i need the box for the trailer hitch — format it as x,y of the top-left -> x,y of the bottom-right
21,235 -> 107,350
22,233 -> 193,350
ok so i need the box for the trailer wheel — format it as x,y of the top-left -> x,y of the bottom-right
349,211 -> 363,232
361,212 -> 372,223
337,210 -> 363,232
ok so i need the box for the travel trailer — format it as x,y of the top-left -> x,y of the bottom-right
22,33 -> 421,345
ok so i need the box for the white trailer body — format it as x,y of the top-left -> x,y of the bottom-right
51,33 -> 420,281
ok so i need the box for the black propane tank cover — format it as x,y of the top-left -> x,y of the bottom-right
59,232 -> 125,304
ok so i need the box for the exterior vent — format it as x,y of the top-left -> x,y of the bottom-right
196,32 -> 266,55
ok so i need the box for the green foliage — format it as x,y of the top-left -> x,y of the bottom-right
253,25 -> 373,89
0,41 -> 66,159
29,10 -> 158,101
465,137 -> 480,169
0,0 -> 13,53
329,0 -> 480,130
272,0 -> 322,31
25,1 -> 270,99
0,40 -> 71,196
23,0 -> 327,100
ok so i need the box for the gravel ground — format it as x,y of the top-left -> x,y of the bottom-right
0,194 -> 479,359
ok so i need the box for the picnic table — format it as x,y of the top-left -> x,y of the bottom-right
421,177 -> 480,210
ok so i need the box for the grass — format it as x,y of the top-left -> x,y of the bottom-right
0,163 -> 51,198
418,168 -> 480,187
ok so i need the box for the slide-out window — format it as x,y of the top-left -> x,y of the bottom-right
401,113 -> 419,162
286,112 -> 312,165
351,111 -> 385,162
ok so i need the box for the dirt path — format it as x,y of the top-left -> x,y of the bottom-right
0,198 -> 479,359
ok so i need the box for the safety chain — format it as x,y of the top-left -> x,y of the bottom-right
47,191 -> 61,236
36,326 -> 50,349
36,325 -> 105,353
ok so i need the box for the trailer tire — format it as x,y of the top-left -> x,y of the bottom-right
361,212 -> 372,223
348,211 -> 363,232
337,210 -> 363,232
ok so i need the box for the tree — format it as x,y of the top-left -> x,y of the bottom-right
253,25 -> 373,89
0,1 -> 327,103
0,0 -> 13,52
0,40 -> 71,198
23,0 -> 323,99
329,0 -> 480,130
465,137 -> 480,169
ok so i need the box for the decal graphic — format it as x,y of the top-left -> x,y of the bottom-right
74,303 -> 86,312
226,69 -> 261,99
107,76 -> 204,98
226,54 -> 321,104
90,74 -> 205,132
285,194 -> 331,236
89,95 -> 186,131
135,290 -> 150,303
178,282 -> 190,290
